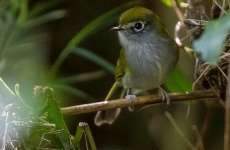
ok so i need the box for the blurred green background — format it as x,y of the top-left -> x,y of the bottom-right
0,0 -> 224,149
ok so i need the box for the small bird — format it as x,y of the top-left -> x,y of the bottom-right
94,6 -> 179,126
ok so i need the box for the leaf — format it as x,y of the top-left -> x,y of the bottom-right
28,0 -> 64,18
17,0 -> 28,26
193,11 -> 230,65
161,0 -> 182,7
42,87 -> 73,149
165,66 -> 192,92
73,124 -> 84,149
25,9 -> 67,29
73,122 -> 96,150
72,47 -> 115,74
84,124 -> 96,150
15,84 -> 33,110
55,70 -> 106,84
0,77 -> 16,100
49,83 -> 97,103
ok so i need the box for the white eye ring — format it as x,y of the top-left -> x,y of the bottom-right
134,21 -> 145,32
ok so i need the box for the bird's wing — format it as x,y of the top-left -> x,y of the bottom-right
103,48 -> 126,101
115,48 -> 126,81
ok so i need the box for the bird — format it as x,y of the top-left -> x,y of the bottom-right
94,6 -> 179,126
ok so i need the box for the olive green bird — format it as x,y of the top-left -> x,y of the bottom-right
94,6 -> 179,126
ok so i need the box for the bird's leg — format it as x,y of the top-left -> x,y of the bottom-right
158,86 -> 170,105
125,88 -> 136,111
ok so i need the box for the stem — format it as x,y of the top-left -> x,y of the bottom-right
165,111 -> 196,150
170,0 -> 186,23
224,60 -> 230,150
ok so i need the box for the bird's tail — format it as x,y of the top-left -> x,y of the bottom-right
94,81 -> 124,126
94,108 -> 121,126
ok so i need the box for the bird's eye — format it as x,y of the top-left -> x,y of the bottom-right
134,21 -> 145,32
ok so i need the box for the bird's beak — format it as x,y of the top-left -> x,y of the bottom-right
110,25 -> 126,31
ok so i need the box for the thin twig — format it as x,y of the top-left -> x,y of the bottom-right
220,0 -> 227,16
217,65 -> 229,81
192,125 -> 205,150
2,111 -> 9,150
214,0 -> 226,16
224,60 -> 230,150
171,0 -> 186,24
192,65 -> 211,90
175,21 -> 183,47
165,111 -> 196,150
61,90 -> 218,115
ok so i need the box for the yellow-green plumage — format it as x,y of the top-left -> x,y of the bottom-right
119,7 -> 157,25
115,48 -> 126,81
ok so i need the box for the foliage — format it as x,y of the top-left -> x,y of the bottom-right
73,122 -> 96,150
165,66 -> 192,92
2,0 -> 227,149
0,0 -> 137,149
193,11 -> 230,65
0,77 -> 72,149
161,0 -> 183,7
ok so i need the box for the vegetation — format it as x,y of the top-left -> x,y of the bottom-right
0,0 -> 229,149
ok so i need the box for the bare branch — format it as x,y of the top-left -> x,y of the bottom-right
170,0 -> 186,24
166,111 -> 196,150
61,90 -> 218,115
224,60 -> 230,150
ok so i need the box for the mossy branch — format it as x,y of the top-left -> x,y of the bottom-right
61,90 -> 218,115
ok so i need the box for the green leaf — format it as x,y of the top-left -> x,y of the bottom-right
55,70 -> 106,84
73,122 -> 96,150
49,83 -> 97,102
84,124 -> 96,150
193,10 -> 230,65
15,84 -> 33,110
28,0 -> 64,18
0,77 -> 16,100
165,66 -> 192,92
42,87 -> 73,149
161,0 -> 182,7
72,47 -> 115,74
73,124 -> 84,149
17,0 -> 28,26
25,10 -> 67,29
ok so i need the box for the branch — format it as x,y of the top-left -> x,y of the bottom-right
224,60 -> 230,150
61,90 -> 218,115
171,0 -> 186,24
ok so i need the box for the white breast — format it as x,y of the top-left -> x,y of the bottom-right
118,31 -> 178,91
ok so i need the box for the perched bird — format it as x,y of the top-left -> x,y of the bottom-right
94,6 -> 179,126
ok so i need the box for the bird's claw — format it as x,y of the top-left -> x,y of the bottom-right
125,95 -> 136,111
158,87 -> 170,105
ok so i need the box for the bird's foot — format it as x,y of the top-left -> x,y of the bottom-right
158,87 -> 170,105
125,94 -> 136,112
